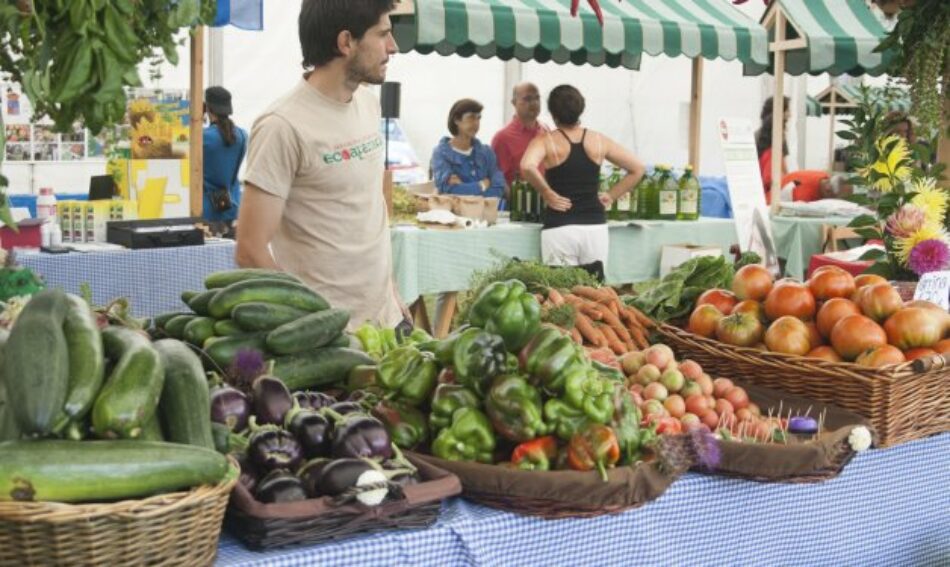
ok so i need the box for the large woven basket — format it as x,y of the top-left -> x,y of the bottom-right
656,323 -> 950,447
0,458 -> 238,567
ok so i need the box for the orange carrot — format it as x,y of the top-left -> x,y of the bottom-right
624,305 -> 655,328
574,312 -> 608,348
548,288 -> 566,306
629,325 -> 650,349
600,324 -> 627,355
572,285 -> 612,304
570,327 -> 583,344
594,305 -> 632,343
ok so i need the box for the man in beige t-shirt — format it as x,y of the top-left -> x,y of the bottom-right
236,0 -> 406,329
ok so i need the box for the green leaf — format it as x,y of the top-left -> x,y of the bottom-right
863,261 -> 895,279
858,248 -> 887,261
854,227 -> 883,241
836,131 -> 857,141
848,214 -> 879,228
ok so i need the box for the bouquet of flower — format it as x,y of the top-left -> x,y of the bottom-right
849,135 -> 950,281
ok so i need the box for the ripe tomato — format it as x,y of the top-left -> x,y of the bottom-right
688,304 -> 724,338
883,307 -> 944,350
808,268 -> 856,301
904,347 -> 938,361
723,386 -> 750,410
816,297 -> 862,338
903,300 -> 950,335
805,346 -> 843,362
655,417 -> 683,435
858,283 -> 903,323
764,282 -> 817,322
732,264 -> 774,301
854,274 -> 888,290
732,299 -> 765,321
934,339 -> 950,354
855,345 -> 906,368
715,312 -> 764,347
764,316 -> 812,356
804,321 -> 824,347
696,289 -> 738,316
830,314 -> 888,361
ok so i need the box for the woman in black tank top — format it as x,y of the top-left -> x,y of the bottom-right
519,85 -> 646,273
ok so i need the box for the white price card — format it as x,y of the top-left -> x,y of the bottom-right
913,271 -> 950,311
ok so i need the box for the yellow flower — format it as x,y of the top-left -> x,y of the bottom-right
910,177 -> 948,226
894,223 -> 946,265
859,135 -> 912,192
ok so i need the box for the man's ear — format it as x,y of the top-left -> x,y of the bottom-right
337,29 -> 354,57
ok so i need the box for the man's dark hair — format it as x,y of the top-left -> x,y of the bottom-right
756,95 -> 791,156
299,0 -> 395,69
547,85 -> 585,126
447,99 -> 483,136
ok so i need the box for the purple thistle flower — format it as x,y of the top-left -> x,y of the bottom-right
689,427 -> 721,470
908,239 -> 950,276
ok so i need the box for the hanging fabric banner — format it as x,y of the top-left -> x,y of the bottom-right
213,0 -> 264,30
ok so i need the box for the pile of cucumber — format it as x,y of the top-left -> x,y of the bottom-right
153,269 -> 374,390
0,289 -> 228,504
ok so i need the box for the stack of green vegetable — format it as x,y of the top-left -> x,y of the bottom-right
151,269 -> 374,391
0,289 -> 229,503
627,255 -> 736,323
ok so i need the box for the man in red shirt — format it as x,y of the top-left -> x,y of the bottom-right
491,82 -> 547,189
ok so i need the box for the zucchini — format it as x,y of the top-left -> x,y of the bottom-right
187,289 -> 219,316
164,314 -> 197,339
204,268 -> 302,289
154,339 -> 214,449
153,311 -> 191,329
203,333 -> 268,370
265,308 -> 350,355
183,316 -> 216,346
180,290 -> 199,307
231,302 -> 310,332
92,327 -> 165,439
213,319 -> 243,336
50,294 -> 105,434
139,414 -> 165,441
270,347 -> 375,390
0,440 -> 229,503
2,289 -> 69,435
208,279 -> 329,319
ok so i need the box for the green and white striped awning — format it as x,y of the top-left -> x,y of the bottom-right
392,0 -> 769,70
745,0 -> 895,77
807,84 -> 910,117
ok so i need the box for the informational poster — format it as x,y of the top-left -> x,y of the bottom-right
127,88 -> 190,160
380,118 -> 427,185
913,270 -> 950,311
717,117 -> 779,274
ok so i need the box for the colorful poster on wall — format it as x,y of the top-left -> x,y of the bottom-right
127,88 -> 190,160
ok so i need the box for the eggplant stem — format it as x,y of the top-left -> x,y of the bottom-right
390,443 -> 417,474
321,408 -> 346,422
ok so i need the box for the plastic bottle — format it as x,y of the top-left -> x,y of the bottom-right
50,222 -> 63,247
40,221 -> 52,247
677,165 -> 701,221
36,187 -> 57,221
655,165 -> 679,221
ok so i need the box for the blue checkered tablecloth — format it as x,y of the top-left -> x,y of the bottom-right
215,433 -> 950,566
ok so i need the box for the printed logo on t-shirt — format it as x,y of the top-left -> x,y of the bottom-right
322,135 -> 383,165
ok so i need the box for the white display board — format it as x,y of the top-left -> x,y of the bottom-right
717,117 -> 779,274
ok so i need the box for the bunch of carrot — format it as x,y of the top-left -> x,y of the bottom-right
539,285 -> 654,355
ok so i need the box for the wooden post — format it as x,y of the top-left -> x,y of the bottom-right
769,10 -> 786,213
190,27 -> 205,218
827,89 -> 837,170
688,57 -> 704,172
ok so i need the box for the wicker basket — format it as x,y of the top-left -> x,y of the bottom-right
225,455 -> 461,550
656,323 -> 950,447
0,459 -> 238,567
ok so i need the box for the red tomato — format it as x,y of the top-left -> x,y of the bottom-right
816,297 -> 862,339
700,409 -> 720,430
854,274 -> 888,290
663,395 -> 686,418
830,314 -> 888,361
696,289 -> 738,316
883,307 -> 944,350
804,321 -> 824,347
764,282 -> 817,322
688,304 -> 724,338
684,394 -> 709,416
808,269 -> 856,301
731,299 -> 765,321
656,417 -> 683,435
715,312 -> 764,347
903,300 -> 950,335
904,347 -> 938,361
805,346 -> 843,362
723,386 -> 750,410
764,316 -> 812,356
858,283 -> 903,323
934,339 -> 950,354
855,345 -> 906,368
732,264 -> 774,302
712,377 -> 734,398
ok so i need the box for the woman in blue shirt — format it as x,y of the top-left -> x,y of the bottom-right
430,99 -> 506,203
202,86 -> 247,237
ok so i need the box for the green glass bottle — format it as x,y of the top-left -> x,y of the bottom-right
637,170 -> 654,219
655,165 -> 679,221
677,165 -> 701,221
610,166 -> 629,220
510,179 -> 523,222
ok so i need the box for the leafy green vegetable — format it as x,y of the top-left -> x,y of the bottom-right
626,256 -> 734,322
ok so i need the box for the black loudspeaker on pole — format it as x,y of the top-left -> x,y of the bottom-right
381,82 -> 401,170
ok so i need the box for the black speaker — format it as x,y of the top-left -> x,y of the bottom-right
381,82 -> 401,119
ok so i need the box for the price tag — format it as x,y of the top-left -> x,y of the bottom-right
913,271 -> 950,311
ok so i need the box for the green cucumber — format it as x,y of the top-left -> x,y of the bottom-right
265,308 -> 350,355
270,347 -> 375,390
180,290 -> 199,307
139,414 -> 165,441
164,314 -> 197,339
153,311 -> 191,330
203,333 -> 268,370
2,289 -> 69,435
231,302 -> 310,332
183,316 -> 216,346
0,440 -> 229,503
50,294 -> 105,434
213,319 -> 243,336
0,328 -> 19,441
187,289 -> 219,316
330,333 -> 350,348
153,339 -> 214,449
204,268 -> 302,289
92,327 -> 165,439
208,279 -> 329,319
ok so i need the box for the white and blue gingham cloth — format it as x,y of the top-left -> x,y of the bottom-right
215,433 -> 950,566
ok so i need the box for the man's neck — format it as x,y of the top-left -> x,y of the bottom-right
306,62 -> 358,103
514,115 -> 538,129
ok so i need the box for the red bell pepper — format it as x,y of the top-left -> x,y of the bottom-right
567,424 -> 620,481
511,436 -> 559,471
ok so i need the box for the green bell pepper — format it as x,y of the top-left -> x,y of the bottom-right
380,328 -> 399,354
593,360 -> 625,383
543,398 -> 592,441
611,385 -> 642,465
564,366 -> 614,425
524,331 -> 585,395
377,345 -> 437,406
354,323 -> 384,359
484,374 -> 549,442
431,407 -> 496,463
468,279 -> 541,352
345,364 -> 381,394
435,327 -> 509,396
429,384 -> 481,432
371,399 -> 429,450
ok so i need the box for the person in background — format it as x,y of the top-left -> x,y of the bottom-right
491,82 -> 547,187
430,98 -> 506,202
755,95 -> 790,201
520,85 -> 645,279
202,86 -> 247,238
884,111 -> 916,146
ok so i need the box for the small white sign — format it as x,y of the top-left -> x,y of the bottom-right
913,271 -> 950,311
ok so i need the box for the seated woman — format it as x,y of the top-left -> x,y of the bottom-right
430,98 -> 506,202
520,85 -> 645,277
